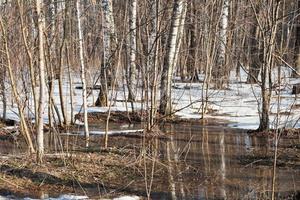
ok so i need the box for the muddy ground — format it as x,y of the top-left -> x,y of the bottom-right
74,110 -> 226,125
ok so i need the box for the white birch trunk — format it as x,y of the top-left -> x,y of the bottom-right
294,0 -> 300,76
172,1 -> 187,71
102,0 -> 116,39
102,0 -> 111,67
57,0 -> 69,126
148,0 -> 158,128
214,0 -> 229,88
76,0 -> 89,147
96,0 -> 116,106
36,0 -> 46,163
127,0 -> 137,101
219,0 -> 229,63
159,0 -> 186,115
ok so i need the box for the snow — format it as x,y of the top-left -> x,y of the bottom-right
65,129 -> 144,136
0,66 -> 300,131
113,196 -> 140,200
1,126 -> 17,130
171,66 -> 300,129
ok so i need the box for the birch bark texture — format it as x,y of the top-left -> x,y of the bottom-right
148,0 -> 158,128
95,0 -> 117,106
36,0 -> 46,163
213,0 -> 229,88
127,0 -> 137,101
76,0 -> 89,146
159,0 -> 187,116
294,0 -> 300,76
219,0 -> 229,64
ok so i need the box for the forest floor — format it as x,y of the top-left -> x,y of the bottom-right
0,145 -> 149,199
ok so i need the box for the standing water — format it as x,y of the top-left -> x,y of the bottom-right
0,122 -> 299,199
103,123 -> 300,199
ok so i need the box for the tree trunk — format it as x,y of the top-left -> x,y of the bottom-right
212,0 -> 229,89
293,0 -> 300,77
259,88 -> 270,131
95,0 -> 117,107
258,1 -> 280,131
17,0 -> 39,125
0,59 -> 6,120
57,0 -> 68,126
187,1 -> 199,82
172,1 -> 187,74
159,0 -> 187,116
36,0 -> 46,163
148,0 -> 159,129
65,0 -> 74,123
76,0 -> 89,147
44,0 -> 56,129
0,15 -> 35,153
247,4 -> 261,84
127,0 -> 137,101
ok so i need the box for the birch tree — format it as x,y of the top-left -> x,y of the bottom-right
57,1 -> 69,126
36,0 -> 46,163
95,0 -> 117,106
76,0 -> 89,147
258,1 -> 280,131
159,0 -> 187,116
294,0 -> 300,77
45,0 -> 57,128
246,3 -> 261,84
127,0 -> 137,101
64,0 -> 74,123
172,1 -> 187,73
148,0 -> 159,129
212,0 -> 229,89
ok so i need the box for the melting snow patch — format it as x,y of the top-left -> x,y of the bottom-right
46,195 -> 88,200
113,196 -> 140,200
66,129 -> 144,136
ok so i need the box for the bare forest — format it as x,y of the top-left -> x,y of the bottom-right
0,0 -> 299,199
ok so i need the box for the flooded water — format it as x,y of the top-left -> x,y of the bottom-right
1,122 -> 299,199
148,124 -> 299,199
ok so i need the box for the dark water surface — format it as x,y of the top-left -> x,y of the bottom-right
1,123 -> 299,199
